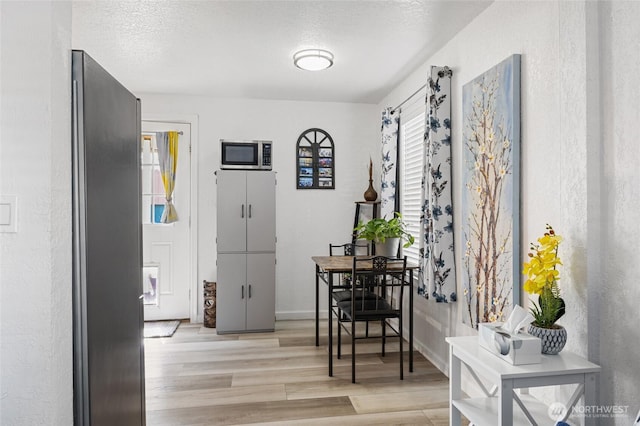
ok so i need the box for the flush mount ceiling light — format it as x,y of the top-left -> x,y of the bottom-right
293,49 -> 334,71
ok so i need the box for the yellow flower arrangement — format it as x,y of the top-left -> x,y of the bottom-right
522,224 -> 565,328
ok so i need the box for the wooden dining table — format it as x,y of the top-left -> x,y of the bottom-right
311,255 -> 419,376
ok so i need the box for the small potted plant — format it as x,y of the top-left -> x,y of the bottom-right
522,224 -> 567,354
354,212 -> 415,257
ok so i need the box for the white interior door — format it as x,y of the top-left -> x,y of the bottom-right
141,121 -> 191,320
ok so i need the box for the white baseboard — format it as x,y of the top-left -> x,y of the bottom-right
408,331 -> 448,376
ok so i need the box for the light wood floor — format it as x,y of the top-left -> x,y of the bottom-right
144,319 -> 452,425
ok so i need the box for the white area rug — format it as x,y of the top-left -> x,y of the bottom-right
144,320 -> 180,338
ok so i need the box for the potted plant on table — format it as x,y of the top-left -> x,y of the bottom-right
522,224 -> 567,354
354,212 -> 415,257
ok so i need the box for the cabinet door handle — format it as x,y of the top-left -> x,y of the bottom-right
248,204 -> 252,218
248,284 -> 252,298
241,285 -> 245,299
241,204 -> 245,218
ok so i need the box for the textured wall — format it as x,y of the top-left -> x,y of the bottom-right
0,2 -> 73,425
380,1 -> 639,423
557,1 -> 590,361
139,95 -> 379,320
598,0 -> 640,421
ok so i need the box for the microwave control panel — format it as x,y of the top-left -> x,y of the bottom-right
262,143 -> 272,167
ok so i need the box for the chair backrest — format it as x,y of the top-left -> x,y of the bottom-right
329,242 -> 370,256
350,256 -> 407,313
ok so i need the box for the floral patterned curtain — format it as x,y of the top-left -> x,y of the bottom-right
380,108 -> 400,219
156,131 -> 179,223
419,66 -> 456,302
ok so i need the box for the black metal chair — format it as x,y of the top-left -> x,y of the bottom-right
328,242 -> 369,290
329,242 -> 374,352
328,242 -> 369,257
334,255 -> 407,383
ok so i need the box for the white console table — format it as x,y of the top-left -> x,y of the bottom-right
446,336 -> 600,426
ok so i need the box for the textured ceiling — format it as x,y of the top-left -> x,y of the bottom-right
72,1 -> 492,103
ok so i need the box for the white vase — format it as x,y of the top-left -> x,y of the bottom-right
375,237 -> 400,257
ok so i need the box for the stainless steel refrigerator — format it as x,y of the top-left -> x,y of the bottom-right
71,50 -> 145,426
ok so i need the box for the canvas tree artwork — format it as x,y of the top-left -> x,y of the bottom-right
461,55 -> 521,329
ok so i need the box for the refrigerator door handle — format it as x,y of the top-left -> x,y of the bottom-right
241,204 -> 245,218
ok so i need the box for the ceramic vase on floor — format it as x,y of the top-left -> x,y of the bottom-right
528,324 -> 567,355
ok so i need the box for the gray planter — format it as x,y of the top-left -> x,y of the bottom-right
528,324 -> 567,355
375,238 -> 400,257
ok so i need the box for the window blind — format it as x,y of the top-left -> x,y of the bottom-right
400,111 -> 425,267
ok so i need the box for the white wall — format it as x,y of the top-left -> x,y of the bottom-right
139,95 -> 379,320
598,0 -> 640,420
0,2 -> 73,425
379,1 -> 639,424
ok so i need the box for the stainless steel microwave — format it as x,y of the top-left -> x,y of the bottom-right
220,139 -> 272,170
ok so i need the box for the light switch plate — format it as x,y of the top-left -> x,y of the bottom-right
0,195 -> 18,233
